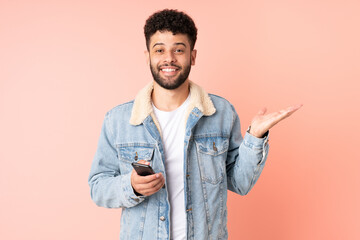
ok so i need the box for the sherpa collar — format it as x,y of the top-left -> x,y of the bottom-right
129,81 -> 216,127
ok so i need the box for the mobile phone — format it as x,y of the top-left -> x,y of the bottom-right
131,162 -> 155,176
131,162 -> 165,188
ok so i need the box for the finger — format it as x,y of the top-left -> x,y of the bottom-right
137,180 -> 160,192
144,178 -> 166,196
137,160 -> 150,165
137,176 -> 165,195
151,177 -> 166,191
288,103 -> 303,113
279,104 -> 303,118
271,110 -> 293,123
268,104 -> 303,125
268,104 -> 302,117
133,171 -> 163,184
257,107 -> 267,116
280,104 -> 303,114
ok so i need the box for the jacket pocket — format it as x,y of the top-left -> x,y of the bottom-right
116,143 -> 155,173
195,136 -> 229,184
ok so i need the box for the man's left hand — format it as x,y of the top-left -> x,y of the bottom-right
249,104 -> 303,138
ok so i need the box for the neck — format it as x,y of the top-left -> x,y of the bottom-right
152,80 -> 190,112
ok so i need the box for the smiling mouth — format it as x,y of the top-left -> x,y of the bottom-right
159,65 -> 181,76
161,68 -> 177,72
159,64 -> 181,72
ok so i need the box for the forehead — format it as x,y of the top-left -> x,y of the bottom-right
149,30 -> 190,47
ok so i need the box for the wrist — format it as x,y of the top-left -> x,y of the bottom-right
247,126 -> 268,138
133,187 -> 143,196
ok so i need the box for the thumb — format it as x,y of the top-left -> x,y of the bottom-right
137,160 -> 150,165
257,107 -> 267,116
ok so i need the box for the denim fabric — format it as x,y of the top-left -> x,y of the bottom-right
88,91 -> 269,240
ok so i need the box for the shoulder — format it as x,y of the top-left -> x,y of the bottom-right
209,93 -> 230,103
105,100 -> 135,120
208,94 -> 236,113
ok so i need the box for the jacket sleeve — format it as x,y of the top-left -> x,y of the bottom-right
88,112 -> 145,208
226,107 -> 270,195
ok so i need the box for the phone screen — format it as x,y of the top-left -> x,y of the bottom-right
131,162 -> 155,176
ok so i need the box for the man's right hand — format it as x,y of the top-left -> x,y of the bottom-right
131,160 -> 165,196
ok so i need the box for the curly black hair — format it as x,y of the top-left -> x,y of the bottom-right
144,9 -> 197,51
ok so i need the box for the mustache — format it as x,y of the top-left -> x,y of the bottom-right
158,63 -> 182,69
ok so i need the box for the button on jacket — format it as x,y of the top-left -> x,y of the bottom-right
88,81 -> 270,240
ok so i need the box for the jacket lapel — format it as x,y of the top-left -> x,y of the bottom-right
129,81 -> 216,132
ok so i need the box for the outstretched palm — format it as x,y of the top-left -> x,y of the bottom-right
249,104 -> 303,138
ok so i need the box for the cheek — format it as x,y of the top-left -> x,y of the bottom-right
150,56 -> 161,66
184,57 -> 192,66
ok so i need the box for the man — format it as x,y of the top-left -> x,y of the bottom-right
88,9 -> 301,240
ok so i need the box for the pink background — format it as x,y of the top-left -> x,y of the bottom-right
1,0 -> 359,239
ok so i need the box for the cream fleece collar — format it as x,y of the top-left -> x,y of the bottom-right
129,81 -> 216,128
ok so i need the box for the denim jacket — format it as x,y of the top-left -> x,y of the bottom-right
88,81 -> 269,240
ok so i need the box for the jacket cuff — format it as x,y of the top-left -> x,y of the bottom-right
243,130 -> 269,149
121,172 -> 146,205
243,130 -> 270,165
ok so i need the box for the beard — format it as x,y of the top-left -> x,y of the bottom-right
150,60 -> 191,90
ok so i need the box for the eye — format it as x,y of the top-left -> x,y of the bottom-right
155,49 -> 163,53
174,49 -> 184,53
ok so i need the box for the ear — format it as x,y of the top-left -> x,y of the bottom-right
191,49 -> 197,66
144,50 -> 150,65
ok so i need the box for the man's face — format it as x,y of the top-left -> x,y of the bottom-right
146,31 -> 197,90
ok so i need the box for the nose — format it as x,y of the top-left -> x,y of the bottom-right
163,50 -> 176,63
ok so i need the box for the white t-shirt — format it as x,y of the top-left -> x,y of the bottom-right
152,94 -> 190,240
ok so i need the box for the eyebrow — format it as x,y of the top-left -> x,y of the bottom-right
152,42 -> 187,49
174,42 -> 186,47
